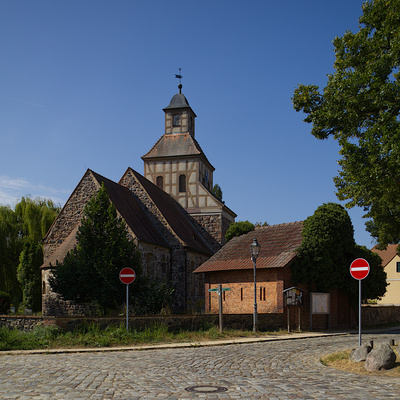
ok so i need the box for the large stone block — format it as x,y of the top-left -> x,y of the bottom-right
364,343 -> 397,371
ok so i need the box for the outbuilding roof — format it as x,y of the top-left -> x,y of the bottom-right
193,221 -> 303,273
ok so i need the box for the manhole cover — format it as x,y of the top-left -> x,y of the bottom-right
185,385 -> 228,393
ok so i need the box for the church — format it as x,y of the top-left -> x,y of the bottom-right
40,83 -> 236,316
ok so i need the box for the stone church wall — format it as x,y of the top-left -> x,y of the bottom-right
43,171 -> 99,261
120,170 -> 202,311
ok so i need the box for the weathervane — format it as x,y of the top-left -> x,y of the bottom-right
175,68 -> 183,93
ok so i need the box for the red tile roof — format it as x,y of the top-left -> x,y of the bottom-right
371,244 -> 399,266
193,221 -> 303,273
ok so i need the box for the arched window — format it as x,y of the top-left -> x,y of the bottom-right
179,174 -> 186,192
156,176 -> 163,190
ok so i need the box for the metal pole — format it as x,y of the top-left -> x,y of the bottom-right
126,283 -> 129,332
253,257 -> 258,332
218,284 -> 223,333
359,279 -> 361,346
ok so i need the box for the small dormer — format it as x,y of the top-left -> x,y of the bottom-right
163,84 -> 197,137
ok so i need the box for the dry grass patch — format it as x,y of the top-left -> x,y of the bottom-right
321,347 -> 400,377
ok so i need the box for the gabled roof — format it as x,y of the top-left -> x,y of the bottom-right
371,244 -> 400,266
141,133 -> 215,171
41,225 -> 79,269
193,221 -> 303,273
90,170 -> 170,249
125,168 -> 214,256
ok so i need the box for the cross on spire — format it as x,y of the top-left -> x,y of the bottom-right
175,68 -> 183,93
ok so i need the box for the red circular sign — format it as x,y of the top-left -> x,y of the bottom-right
350,258 -> 370,280
119,267 -> 136,284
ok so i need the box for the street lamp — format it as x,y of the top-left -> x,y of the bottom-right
250,238 -> 261,332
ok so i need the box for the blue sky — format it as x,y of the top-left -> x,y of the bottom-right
0,1 -> 374,247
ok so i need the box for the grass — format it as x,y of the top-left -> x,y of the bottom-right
0,323 -> 286,351
320,348 -> 400,377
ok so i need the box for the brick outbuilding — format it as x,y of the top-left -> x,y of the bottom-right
194,222 -> 355,330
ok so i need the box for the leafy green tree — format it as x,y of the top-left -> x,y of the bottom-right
50,184 -> 142,312
15,197 -> 60,243
225,220 -> 255,242
292,0 -> 400,250
291,203 -> 387,302
0,197 -> 60,308
212,184 -> 224,203
17,242 -> 43,311
0,206 -> 23,305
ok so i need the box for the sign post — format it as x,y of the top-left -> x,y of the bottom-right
208,285 -> 231,333
350,258 -> 370,346
119,267 -> 136,331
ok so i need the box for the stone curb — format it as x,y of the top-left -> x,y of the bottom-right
0,331 -> 350,356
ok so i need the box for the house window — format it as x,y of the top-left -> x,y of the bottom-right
173,113 -> 181,127
156,176 -> 163,190
179,174 -> 186,192
241,287 -> 243,301
397,261 -> 400,273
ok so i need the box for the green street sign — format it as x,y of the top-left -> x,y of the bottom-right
208,287 -> 231,292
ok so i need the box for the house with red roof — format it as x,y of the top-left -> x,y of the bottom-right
41,85 -> 236,316
372,244 -> 400,305
194,222 -> 354,329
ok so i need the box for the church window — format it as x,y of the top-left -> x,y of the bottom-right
179,174 -> 186,192
189,116 -> 193,130
156,176 -> 163,190
173,113 -> 181,127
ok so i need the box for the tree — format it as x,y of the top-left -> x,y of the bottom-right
290,203 -> 387,302
0,197 -> 60,309
292,0 -> 400,250
0,206 -> 22,305
212,184 -> 224,203
17,242 -> 43,311
225,220 -> 255,242
50,184 -> 142,312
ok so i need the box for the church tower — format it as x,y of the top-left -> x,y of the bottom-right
142,83 -> 236,248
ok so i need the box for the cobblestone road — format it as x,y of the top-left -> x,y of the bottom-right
1,331 -> 400,399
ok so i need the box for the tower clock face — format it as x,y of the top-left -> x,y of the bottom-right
173,114 -> 181,127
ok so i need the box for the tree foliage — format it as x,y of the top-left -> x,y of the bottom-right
50,185 -> 141,312
212,184 -> 224,203
17,242 -> 43,311
0,197 -> 59,308
292,0 -> 400,250
225,220 -> 255,242
291,203 -> 387,302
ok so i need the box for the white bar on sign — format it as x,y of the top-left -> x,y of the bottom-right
121,274 -> 135,277
351,267 -> 369,271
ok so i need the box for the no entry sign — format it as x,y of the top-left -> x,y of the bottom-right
350,258 -> 370,280
119,267 -> 136,284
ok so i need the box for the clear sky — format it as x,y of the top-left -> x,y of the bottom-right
1,0 -> 375,248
